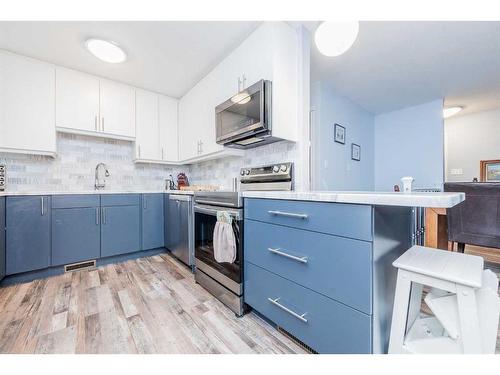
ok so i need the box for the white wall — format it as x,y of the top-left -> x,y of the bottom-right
445,108 -> 500,182
374,99 -> 444,191
311,81 -> 375,191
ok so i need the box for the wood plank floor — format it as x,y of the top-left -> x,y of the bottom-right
0,253 -> 306,354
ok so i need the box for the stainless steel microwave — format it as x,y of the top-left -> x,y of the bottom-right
215,79 -> 280,149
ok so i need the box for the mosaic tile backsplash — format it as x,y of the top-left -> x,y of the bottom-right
0,133 -> 188,193
0,133 -> 303,193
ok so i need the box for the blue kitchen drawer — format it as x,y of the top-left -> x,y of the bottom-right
244,262 -> 372,353
101,194 -> 140,207
52,194 -> 100,209
244,198 -> 373,241
245,220 -> 372,314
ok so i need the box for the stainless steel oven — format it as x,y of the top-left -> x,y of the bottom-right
194,192 -> 245,316
216,79 -> 279,149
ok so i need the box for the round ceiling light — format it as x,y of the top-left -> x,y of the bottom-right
85,38 -> 127,63
314,21 -> 360,57
443,106 -> 463,119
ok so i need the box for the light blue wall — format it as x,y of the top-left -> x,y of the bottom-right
374,100 -> 444,191
311,81 -> 375,191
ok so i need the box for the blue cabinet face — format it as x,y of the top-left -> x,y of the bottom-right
101,204 -> 141,258
52,207 -> 101,266
141,194 -> 164,250
0,197 -> 5,281
6,196 -> 51,275
245,262 -> 372,354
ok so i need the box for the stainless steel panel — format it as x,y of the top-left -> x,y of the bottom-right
195,267 -> 245,316
195,258 -> 242,295
167,194 -> 194,267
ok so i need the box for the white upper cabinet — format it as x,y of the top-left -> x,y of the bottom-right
99,79 -> 136,139
178,21 -> 301,159
159,95 -> 178,162
55,68 -> 100,133
0,50 -> 56,156
135,89 -> 160,161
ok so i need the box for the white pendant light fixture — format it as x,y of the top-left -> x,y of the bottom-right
314,21 -> 360,57
443,106 -> 463,119
85,38 -> 127,63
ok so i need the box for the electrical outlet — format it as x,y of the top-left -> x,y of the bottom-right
450,168 -> 463,175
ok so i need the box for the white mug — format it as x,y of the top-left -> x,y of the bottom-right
401,176 -> 414,193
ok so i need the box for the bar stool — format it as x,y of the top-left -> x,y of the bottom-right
388,245 -> 500,354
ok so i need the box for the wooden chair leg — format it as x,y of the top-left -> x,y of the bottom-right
457,243 -> 465,253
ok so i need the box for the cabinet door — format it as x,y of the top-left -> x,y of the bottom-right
99,79 -> 136,138
141,194 -> 164,250
135,89 -> 160,160
0,198 -> 5,281
101,205 -> 141,257
52,207 -> 101,266
6,196 -> 51,275
0,51 -> 56,155
55,67 -> 100,133
178,92 -> 199,160
159,95 -> 179,161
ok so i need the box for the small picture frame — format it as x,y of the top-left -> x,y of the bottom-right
480,159 -> 500,182
334,123 -> 346,144
351,143 -> 361,161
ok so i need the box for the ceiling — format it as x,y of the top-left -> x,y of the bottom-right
311,21 -> 500,117
0,21 -> 260,98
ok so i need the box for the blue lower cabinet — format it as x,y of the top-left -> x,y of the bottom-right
244,262 -> 372,354
52,207 -> 101,266
101,197 -> 141,258
0,197 -> 5,281
6,196 -> 51,275
141,194 -> 164,250
245,220 -> 372,314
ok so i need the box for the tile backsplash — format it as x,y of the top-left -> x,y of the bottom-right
0,133 -> 188,192
189,140 -> 303,191
0,133 -> 303,192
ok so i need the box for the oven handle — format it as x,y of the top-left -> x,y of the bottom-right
195,199 -> 237,207
194,204 -> 243,219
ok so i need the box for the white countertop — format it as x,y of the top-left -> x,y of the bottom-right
0,189 -> 195,197
0,189 -> 465,208
241,190 -> 465,208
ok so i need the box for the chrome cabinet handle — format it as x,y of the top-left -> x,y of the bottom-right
95,115 -> 98,131
267,297 -> 308,323
41,197 -> 44,216
102,207 -> 106,225
143,195 -> 147,209
138,145 -> 141,158
268,247 -> 308,264
101,117 -> 105,132
95,207 -> 99,225
161,148 -> 164,160
267,210 -> 309,219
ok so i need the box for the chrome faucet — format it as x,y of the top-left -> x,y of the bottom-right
95,163 -> 110,190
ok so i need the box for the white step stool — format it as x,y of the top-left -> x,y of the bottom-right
388,245 -> 500,354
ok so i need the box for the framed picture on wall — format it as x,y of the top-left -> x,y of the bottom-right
334,123 -> 346,144
351,143 -> 361,161
480,159 -> 500,182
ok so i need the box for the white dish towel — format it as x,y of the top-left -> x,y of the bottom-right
213,211 -> 236,264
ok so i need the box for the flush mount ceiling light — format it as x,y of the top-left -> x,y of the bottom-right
85,38 -> 127,63
314,21 -> 359,57
443,106 -> 463,119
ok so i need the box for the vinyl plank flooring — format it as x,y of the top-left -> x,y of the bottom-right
0,253 -> 307,354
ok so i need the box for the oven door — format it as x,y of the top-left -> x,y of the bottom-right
194,204 -> 243,285
215,79 -> 271,144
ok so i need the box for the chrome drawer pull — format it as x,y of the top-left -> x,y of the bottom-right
267,210 -> 308,219
268,248 -> 308,264
267,297 -> 308,323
